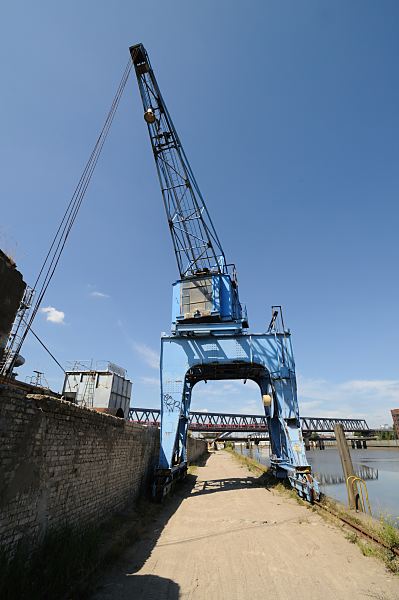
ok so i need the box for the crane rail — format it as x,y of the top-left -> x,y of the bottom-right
313,500 -> 399,557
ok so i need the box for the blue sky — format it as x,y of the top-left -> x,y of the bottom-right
1,1 -> 399,425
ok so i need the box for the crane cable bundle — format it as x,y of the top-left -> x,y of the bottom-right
0,61 -> 132,378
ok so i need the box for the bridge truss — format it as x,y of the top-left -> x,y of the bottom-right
128,408 -> 370,434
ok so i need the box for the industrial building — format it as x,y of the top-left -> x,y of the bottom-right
62,361 -> 132,418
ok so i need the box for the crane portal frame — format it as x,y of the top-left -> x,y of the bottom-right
157,331 -> 320,503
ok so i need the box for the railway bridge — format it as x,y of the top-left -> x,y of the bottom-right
128,408 -> 371,435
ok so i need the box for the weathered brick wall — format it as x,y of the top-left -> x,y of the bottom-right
0,249 -> 26,359
0,388 -> 159,554
187,436 -> 208,462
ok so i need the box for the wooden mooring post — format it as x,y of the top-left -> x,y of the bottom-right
334,423 -> 356,509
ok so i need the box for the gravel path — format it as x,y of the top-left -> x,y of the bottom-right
91,451 -> 399,600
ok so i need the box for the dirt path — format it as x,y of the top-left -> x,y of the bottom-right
91,451 -> 398,600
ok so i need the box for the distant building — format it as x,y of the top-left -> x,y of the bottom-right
391,409 -> 399,438
62,361 -> 132,418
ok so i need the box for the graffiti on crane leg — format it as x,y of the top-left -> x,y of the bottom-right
163,393 -> 180,413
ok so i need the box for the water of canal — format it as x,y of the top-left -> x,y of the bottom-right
241,444 -> 399,522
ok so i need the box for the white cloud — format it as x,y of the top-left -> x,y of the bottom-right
189,375 -> 397,427
298,375 -> 399,427
298,400 -> 323,412
90,291 -> 110,298
40,306 -> 65,324
132,342 -> 159,370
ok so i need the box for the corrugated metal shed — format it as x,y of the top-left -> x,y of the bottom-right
62,361 -> 132,418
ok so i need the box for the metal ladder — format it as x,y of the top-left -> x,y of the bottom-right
83,372 -> 96,408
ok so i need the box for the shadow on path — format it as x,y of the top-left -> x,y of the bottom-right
191,475 -> 265,495
97,574 -> 180,600
191,468 -> 284,497
90,454 -> 281,599
90,473 -> 198,599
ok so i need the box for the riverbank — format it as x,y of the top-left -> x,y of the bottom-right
91,451 -> 399,599
226,446 -> 399,570
239,443 -> 399,521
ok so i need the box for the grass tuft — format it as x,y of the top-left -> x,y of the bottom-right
358,540 -> 377,557
378,517 -> 399,550
345,532 -> 358,544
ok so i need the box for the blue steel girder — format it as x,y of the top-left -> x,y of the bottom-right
159,331 -> 313,485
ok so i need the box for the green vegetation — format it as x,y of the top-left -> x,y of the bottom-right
348,536 -> 399,574
376,430 -> 396,441
378,516 -> 399,549
304,488 -> 399,574
345,531 -> 358,544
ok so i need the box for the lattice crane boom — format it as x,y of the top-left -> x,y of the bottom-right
130,44 -> 226,279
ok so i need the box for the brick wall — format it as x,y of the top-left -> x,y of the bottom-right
187,436 -> 209,463
0,249 -> 26,359
0,387 -> 209,556
0,388 -> 159,554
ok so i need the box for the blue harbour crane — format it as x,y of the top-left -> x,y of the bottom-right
129,43 -> 320,502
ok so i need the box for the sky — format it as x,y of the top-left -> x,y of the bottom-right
1,1 -> 399,426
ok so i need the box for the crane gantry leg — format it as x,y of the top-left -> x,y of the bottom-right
154,332 -> 320,503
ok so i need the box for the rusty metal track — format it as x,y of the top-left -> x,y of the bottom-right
313,500 -> 399,557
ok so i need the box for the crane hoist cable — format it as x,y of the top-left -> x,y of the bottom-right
22,320 -> 66,375
1,61 -> 132,378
